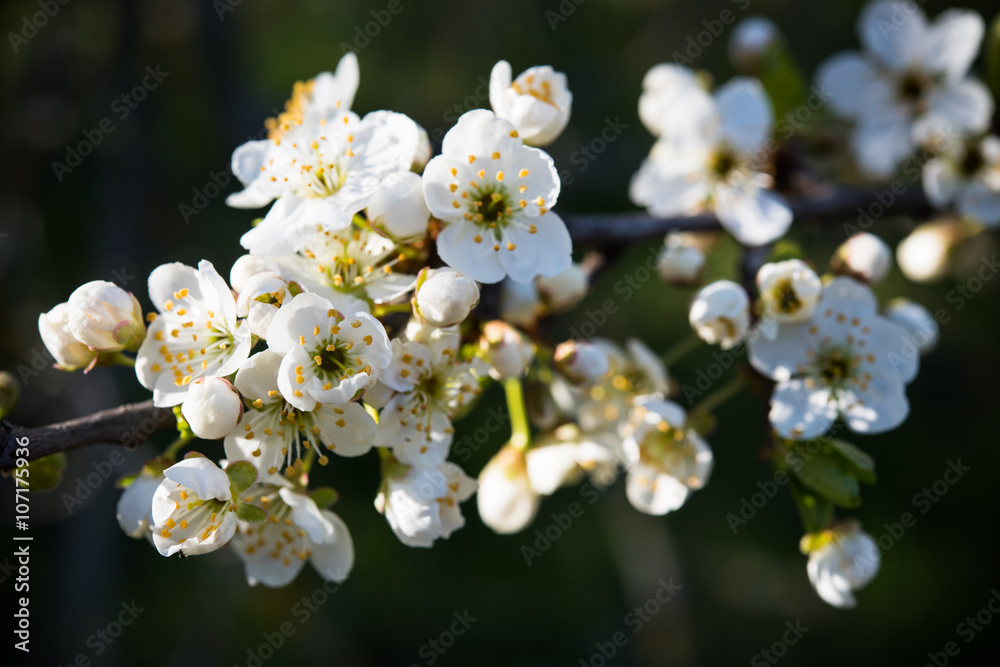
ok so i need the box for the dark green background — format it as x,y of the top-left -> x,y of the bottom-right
2,0 -> 999,665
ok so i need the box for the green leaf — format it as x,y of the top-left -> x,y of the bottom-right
116,470 -> 141,490
23,453 -> 67,492
828,439 -> 876,485
309,487 -> 339,509
790,444 -> 862,508
226,461 -> 258,494
789,476 -> 834,534
235,501 -> 267,523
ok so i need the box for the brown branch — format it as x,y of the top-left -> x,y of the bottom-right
0,185 -> 936,468
561,185 -> 933,245
0,400 -> 175,472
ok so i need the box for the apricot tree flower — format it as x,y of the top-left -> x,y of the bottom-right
631,76 -> 792,246
136,260 -> 252,407
816,1 -> 993,176
265,292 -> 392,411
422,109 -> 571,283
232,483 -> 354,587
622,397 -> 713,516
377,330 -> 480,466
223,351 -> 375,476
750,277 -> 919,439
231,110 -> 421,256
376,458 -> 477,548
923,135 -> 1000,227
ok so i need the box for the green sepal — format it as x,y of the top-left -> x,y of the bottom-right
226,460 -> 258,495
235,501 -> 267,523
309,486 -> 339,509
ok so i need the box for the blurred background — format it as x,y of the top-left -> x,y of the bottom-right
2,0 -> 1000,665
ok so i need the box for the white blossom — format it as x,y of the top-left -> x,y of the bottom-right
816,1 -> 993,177
422,109 -> 571,284
631,76 -> 792,246
271,226 -> 416,315
150,457 -> 240,557
884,298 -> 939,353
923,135 -> 1000,227
265,292 -> 392,411
223,351 -> 375,476
377,330 -> 480,466
230,109 -> 420,256
116,467 -> 163,539
232,483 -> 354,587
622,397 -> 713,515
230,254 -> 281,294
376,459 -> 477,548
750,277 -> 919,439
756,259 -> 823,339
136,261 -> 252,407
489,60 -> 572,147
235,271 -> 293,339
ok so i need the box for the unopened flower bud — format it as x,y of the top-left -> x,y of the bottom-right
476,443 -> 539,534
657,233 -> 706,286
804,522 -> 880,609
38,302 -> 98,370
896,220 -> 973,283
554,340 -> 611,387
412,125 -> 433,172
180,377 -> 243,440
729,16 -> 782,74
689,280 -> 750,349
537,263 -> 588,313
367,171 -> 431,241
884,298 -> 939,354
480,321 -> 534,380
67,281 -> 146,352
831,233 -> 892,284
413,268 -> 480,328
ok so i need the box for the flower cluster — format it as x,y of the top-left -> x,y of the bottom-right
32,0 -> 996,613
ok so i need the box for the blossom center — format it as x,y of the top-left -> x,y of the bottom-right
897,71 -> 930,106
769,278 -> 802,314
710,148 -> 739,179
958,143 -> 986,177
814,344 -> 859,388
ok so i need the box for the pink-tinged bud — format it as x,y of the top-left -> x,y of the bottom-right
67,280 -> 146,352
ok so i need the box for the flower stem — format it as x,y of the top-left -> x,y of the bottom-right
661,334 -> 701,367
108,352 -> 136,368
373,302 -> 413,317
301,447 -> 317,475
689,374 -> 747,419
504,377 -> 531,450
162,434 -> 192,461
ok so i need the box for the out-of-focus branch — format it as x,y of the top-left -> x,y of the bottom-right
561,185 -> 933,245
0,400 -> 174,472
